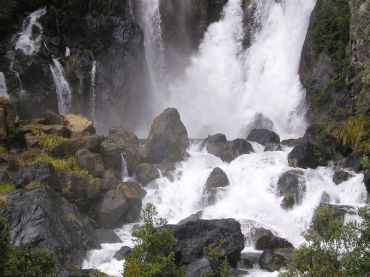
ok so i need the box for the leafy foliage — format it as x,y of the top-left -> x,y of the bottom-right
281,204 -> 370,277
0,216 -> 59,277
335,116 -> 370,152
124,203 -> 182,277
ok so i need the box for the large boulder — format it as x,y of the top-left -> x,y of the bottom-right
98,182 -> 145,227
247,129 -> 280,146
258,249 -> 289,272
288,141 -> 330,169
0,188 -> 98,270
206,134 -> 253,163
167,218 -> 245,267
203,167 -> 229,205
276,170 -> 306,209
49,135 -> 103,157
332,167 -> 353,185
185,257 -> 212,277
113,246 -> 132,260
146,108 -> 189,163
75,148 -> 105,178
134,163 -> 160,186
0,98 -> 16,140
254,229 -> 293,251
14,161 -> 58,189
63,113 -> 95,135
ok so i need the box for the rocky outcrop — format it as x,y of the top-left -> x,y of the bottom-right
206,134 -> 253,163
254,229 -> 293,251
0,188 -> 98,270
247,129 -> 280,146
0,98 -> 16,140
203,167 -> 229,205
113,246 -> 132,260
98,182 -> 145,227
63,113 -> 94,135
75,148 -> 105,178
276,170 -> 306,209
167,218 -> 245,267
49,135 -> 103,157
14,161 -> 58,189
146,108 -> 189,163
134,163 -> 160,186
259,249 -> 290,272
332,167 -> 353,185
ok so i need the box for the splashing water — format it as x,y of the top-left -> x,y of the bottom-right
15,8 -> 47,56
121,154 -> 129,182
90,61 -> 97,120
0,72 -> 10,99
50,58 -> 72,115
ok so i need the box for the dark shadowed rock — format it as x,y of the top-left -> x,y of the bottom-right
364,172 -> 370,193
167,218 -> 245,267
146,108 -> 189,163
203,167 -> 229,204
264,143 -> 282,152
277,170 -> 306,209
254,229 -> 293,251
206,135 -> 253,163
247,129 -> 280,146
76,149 -> 105,177
14,162 -> 58,189
0,98 -> 16,140
342,152 -> 363,172
332,167 -> 353,185
49,135 -> 103,157
94,228 -> 121,244
40,110 -> 64,125
134,163 -> 160,186
258,250 -> 288,272
177,211 -> 203,225
0,188 -> 98,270
288,141 -> 330,169
113,246 -> 132,260
281,138 -> 304,147
98,182 -> 145,227
185,257 -> 212,277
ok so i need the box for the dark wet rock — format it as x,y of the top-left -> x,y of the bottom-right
320,191 -> 331,204
254,229 -> 293,251
40,110 -> 64,125
134,163 -> 160,186
177,211 -> 203,225
206,134 -> 253,163
239,252 -> 261,269
14,161 -> 58,189
68,269 -> 109,277
0,98 -> 16,140
0,188 -> 98,270
342,152 -> 363,172
113,246 -> 132,260
101,169 -> 119,191
364,171 -> 370,193
146,108 -> 189,163
94,228 -> 121,244
98,182 -> 145,228
288,141 -> 330,169
247,129 -> 280,146
277,170 -> 306,208
203,167 -> 229,205
332,167 -> 353,185
185,257 -> 212,277
75,148 -> 105,178
167,218 -> 245,267
264,143 -> 282,152
259,249 -> 288,272
281,138 -> 304,147
49,135 -> 103,157
156,159 -> 177,180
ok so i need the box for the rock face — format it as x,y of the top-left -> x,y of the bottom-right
254,229 -> 293,251
75,148 -> 105,178
134,163 -> 160,186
14,162 -> 58,189
332,167 -> 353,185
98,182 -> 145,227
247,129 -> 280,146
288,141 -> 330,169
276,170 -> 306,208
364,172 -> 370,193
258,249 -> 289,272
146,108 -> 189,163
168,218 -> 245,267
206,134 -> 253,163
113,246 -> 132,260
49,135 -> 103,157
0,99 -> 16,140
0,188 -> 98,270
203,167 -> 229,205
185,257 -> 212,277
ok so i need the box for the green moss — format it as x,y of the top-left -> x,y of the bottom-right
25,182 -> 47,190
31,129 -> 66,149
27,154 -> 76,172
0,183 -> 15,195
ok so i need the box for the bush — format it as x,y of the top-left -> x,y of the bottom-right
280,204 -> 370,277
0,216 -> 59,277
123,203 -> 182,277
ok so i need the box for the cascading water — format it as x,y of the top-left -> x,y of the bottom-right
0,72 -> 10,99
15,8 -> 47,56
90,61 -> 97,121
83,0 -> 368,276
50,58 -> 72,116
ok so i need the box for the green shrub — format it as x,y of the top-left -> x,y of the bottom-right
0,183 -> 15,195
124,203 -> 182,277
280,205 -> 370,277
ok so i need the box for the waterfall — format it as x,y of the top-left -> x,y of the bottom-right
49,58 -> 72,116
0,73 -> 10,99
15,8 -> 47,56
137,0 -> 165,96
120,154 -> 129,182
90,61 -> 97,121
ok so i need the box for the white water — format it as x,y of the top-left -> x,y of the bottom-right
83,0 -> 368,276
90,61 -> 97,121
120,154 -> 129,182
0,72 -> 10,99
15,8 -> 47,56
49,58 -> 72,116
